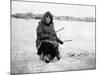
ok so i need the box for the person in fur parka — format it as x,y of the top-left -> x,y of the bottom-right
36,11 -> 63,61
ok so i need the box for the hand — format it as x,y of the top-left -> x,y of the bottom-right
59,40 -> 64,44
44,34 -> 49,38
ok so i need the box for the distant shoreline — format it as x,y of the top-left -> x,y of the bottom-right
11,12 -> 95,22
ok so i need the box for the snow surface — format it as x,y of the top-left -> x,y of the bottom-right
11,18 -> 96,74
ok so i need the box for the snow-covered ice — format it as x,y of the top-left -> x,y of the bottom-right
11,18 -> 96,74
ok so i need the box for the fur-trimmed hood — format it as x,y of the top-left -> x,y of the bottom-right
41,11 -> 53,25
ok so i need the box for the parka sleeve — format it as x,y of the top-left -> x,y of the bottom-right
51,23 -> 63,43
36,23 -> 49,40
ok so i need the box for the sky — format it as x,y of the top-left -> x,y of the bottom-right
12,1 -> 95,17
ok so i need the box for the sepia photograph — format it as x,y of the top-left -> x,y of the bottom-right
11,0 -> 96,74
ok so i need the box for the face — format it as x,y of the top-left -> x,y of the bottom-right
45,16 -> 51,24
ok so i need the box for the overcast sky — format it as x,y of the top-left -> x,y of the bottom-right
12,1 -> 95,17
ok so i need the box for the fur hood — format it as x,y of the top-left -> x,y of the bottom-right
41,11 -> 53,25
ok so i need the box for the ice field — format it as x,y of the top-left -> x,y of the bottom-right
11,18 -> 96,74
